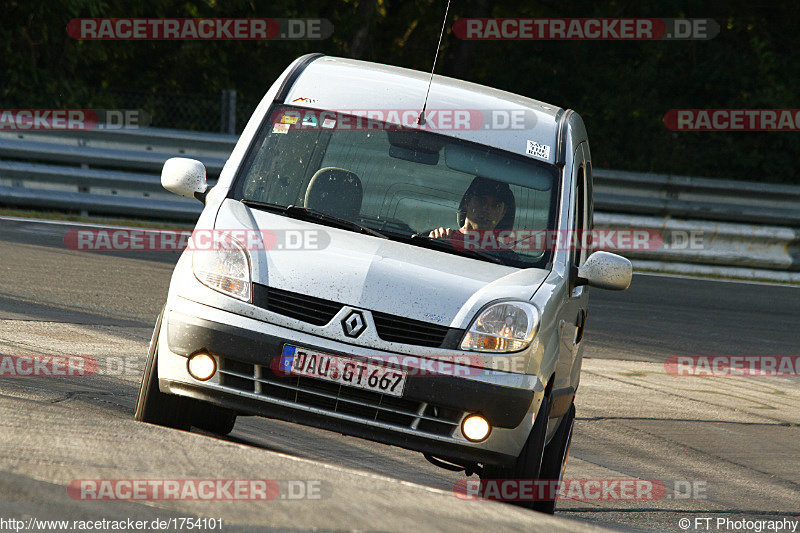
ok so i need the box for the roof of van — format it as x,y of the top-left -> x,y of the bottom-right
280,56 -> 565,165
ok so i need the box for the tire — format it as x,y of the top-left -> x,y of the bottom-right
192,404 -> 237,435
532,402 -> 576,514
134,308 -> 194,430
480,395 -> 551,510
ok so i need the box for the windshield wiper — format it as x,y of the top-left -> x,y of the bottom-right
284,205 -> 388,239
242,199 -> 502,263
407,233 -> 506,265
241,200 -> 386,239
241,199 -> 287,214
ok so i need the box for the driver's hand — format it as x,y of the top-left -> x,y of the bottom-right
429,227 -> 453,239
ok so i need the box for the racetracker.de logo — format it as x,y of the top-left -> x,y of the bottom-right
68,479 -> 329,500
0,355 -> 98,377
270,353 -> 486,378
64,229 -> 329,252
449,229 -> 673,252
272,108 -> 538,131
0,109 -> 150,131
664,109 -> 800,131
665,356 -> 800,377
454,479 -> 667,501
66,18 -> 333,40
452,18 -> 719,40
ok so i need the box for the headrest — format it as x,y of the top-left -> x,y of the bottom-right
304,167 -> 363,220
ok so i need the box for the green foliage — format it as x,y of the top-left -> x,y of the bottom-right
1,0 -> 799,183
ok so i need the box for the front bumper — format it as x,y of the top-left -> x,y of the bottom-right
158,297 -> 544,465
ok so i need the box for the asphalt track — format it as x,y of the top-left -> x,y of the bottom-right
0,217 -> 798,532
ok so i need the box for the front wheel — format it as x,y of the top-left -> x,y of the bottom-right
134,308 -> 194,430
480,395 -> 550,510
193,405 -> 237,436
532,402 -> 575,514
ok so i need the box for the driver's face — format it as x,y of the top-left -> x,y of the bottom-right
464,193 -> 506,229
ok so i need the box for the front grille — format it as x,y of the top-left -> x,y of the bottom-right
252,285 -> 462,348
218,356 -> 464,437
253,284 -> 341,326
372,311 -> 452,347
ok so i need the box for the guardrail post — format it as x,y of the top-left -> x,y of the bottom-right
221,89 -> 237,134
79,163 -> 90,216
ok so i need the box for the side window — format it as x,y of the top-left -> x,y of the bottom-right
585,160 -> 594,233
571,165 -> 587,267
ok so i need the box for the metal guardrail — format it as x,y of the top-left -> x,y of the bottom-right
595,213 -> 800,272
4,128 -> 237,157
0,184 -> 203,220
1,128 -> 798,271
0,129 -> 228,221
0,136 -> 227,175
593,169 -> 800,227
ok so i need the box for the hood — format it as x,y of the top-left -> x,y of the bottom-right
215,199 -> 549,329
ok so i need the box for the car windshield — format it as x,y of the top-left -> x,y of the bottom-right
232,105 -> 560,268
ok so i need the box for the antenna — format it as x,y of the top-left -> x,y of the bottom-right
418,0 -> 452,126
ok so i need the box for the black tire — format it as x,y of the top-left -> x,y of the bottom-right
192,404 -> 237,435
532,402 -> 576,514
134,308 -> 194,430
480,395 -> 551,510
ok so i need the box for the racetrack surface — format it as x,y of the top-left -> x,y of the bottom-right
0,217 -> 798,532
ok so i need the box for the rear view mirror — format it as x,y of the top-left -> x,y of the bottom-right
444,143 -> 553,191
161,157 -> 208,203
387,129 -> 441,165
576,251 -> 632,291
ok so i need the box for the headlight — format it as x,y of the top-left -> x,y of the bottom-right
192,233 -> 251,301
460,302 -> 539,352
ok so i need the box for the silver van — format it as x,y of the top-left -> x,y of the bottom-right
135,54 -> 632,513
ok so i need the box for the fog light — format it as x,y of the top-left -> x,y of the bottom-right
462,414 -> 491,442
187,353 -> 216,381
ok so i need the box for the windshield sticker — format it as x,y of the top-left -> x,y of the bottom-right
280,114 -> 299,124
272,123 -> 290,134
526,140 -> 551,160
322,118 -> 336,129
301,115 -> 319,127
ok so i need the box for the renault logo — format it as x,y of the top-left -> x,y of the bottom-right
342,310 -> 366,338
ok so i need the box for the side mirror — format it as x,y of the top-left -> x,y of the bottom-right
161,157 -> 208,203
576,251 -> 632,291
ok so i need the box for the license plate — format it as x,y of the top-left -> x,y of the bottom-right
279,345 -> 407,397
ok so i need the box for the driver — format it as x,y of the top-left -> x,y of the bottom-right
429,177 -> 516,239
